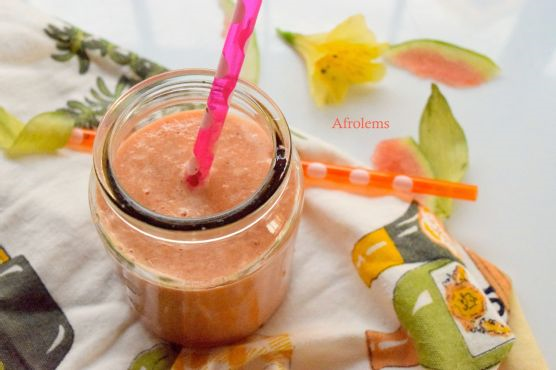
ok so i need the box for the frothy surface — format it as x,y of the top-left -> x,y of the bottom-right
113,110 -> 273,218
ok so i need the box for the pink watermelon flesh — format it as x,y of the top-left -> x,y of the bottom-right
386,40 -> 499,87
372,137 -> 434,177
392,49 -> 484,87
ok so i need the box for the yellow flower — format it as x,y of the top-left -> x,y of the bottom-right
278,15 -> 388,106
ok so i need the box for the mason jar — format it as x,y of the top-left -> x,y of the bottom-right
89,69 -> 304,347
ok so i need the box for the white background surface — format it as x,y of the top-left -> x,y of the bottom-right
26,0 -> 556,366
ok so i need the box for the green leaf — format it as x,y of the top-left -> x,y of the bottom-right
96,77 -> 111,96
219,0 -> 260,84
110,51 -> 131,65
0,107 -> 24,149
67,100 -> 89,110
434,196 -> 454,219
90,88 -> 111,104
55,42 -> 70,51
6,111 -> 75,157
419,84 -> 469,217
52,53 -> 74,62
78,57 -> 90,74
114,79 -> 127,96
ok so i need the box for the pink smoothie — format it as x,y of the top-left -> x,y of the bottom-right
112,110 -> 276,283
114,110 -> 273,219
96,109 -> 302,346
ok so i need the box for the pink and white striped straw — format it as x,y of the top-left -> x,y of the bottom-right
185,0 -> 263,187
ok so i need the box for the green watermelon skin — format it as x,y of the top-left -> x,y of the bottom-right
385,39 -> 499,87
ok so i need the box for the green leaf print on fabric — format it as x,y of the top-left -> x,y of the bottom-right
353,203 -> 515,370
62,76 -> 131,129
5,111 -> 74,157
44,23 -> 168,128
128,343 -> 178,370
393,260 -> 514,369
45,24 -> 91,74
0,107 -> 24,149
44,24 -> 167,79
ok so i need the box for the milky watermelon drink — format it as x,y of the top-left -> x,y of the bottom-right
89,70 -> 303,346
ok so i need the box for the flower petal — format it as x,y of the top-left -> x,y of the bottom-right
283,33 -> 323,68
316,43 -> 387,82
326,14 -> 378,44
309,42 -> 386,105
278,15 -> 387,105
310,69 -> 349,106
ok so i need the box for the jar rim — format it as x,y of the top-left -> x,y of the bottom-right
94,68 -> 292,231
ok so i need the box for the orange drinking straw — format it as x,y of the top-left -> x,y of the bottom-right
302,161 -> 478,201
66,128 -> 96,153
67,128 -> 477,201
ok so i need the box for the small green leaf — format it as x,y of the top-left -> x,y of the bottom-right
114,79 -> 127,96
6,111 -> 75,157
67,100 -> 89,110
96,77 -> 111,96
419,84 -> 469,217
84,97 -> 97,106
0,107 -> 24,149
90,88 -> 111,104
110,51 -> 131,65
55,42 -> 70,50
52,53 -> 74,62
78,57 -> 90,74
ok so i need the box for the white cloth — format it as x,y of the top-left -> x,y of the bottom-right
0,1 -> 410,369
0,1 -> 524,369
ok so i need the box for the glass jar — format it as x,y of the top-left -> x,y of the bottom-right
89,69 -> 304,347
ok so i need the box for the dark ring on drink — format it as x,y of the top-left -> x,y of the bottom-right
101,132 -> 289,231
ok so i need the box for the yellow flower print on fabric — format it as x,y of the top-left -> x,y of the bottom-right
444,265 -> 486,331
278,15 -> 387,105
171,334 -> 293,369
